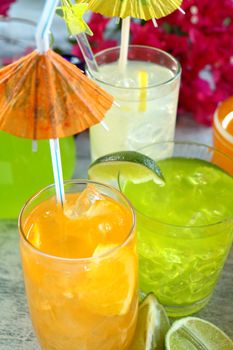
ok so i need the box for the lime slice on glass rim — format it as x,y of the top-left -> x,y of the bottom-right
165,317 -> 233,350
130,293 -> 170,350
88,151 -> 164,188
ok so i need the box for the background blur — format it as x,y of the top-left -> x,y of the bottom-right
2,0 -> 233,127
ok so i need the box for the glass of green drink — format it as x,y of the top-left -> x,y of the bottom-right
121,142 -> 233,317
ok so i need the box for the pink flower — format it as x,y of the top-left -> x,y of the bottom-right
131,0 -> 233,125
0,0 -> 16,16
71,0 -> 233,125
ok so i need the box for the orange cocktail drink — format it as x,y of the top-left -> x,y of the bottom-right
19,180 -> 137,350
213,96 -> 233,175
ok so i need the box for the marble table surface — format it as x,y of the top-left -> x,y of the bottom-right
0,122 -> 233,349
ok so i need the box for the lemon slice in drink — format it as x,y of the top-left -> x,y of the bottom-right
88,151 -> 164,188
130,293 -> 170,350
165,317 -> 233,350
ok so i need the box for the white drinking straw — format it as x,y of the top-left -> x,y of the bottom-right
60,0 -> 99,73
75,32 -> 99,73
75,34 -> 109,131
49,139 -> 65,205
36,0 -> 65,205
152,18 -> 158,27
35,0 -> 59,53
118,17 -> 131,74
75,33 -> 109,131
178,7 -> 186,15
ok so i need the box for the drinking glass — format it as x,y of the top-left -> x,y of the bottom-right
19,180 -> 137,350
213,95 -> 233,175
87,45 -> 181,160
0,17 -> 35,65
122,141 -> 233,317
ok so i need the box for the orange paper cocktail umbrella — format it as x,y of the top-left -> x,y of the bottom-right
0,0 -> 114,204
0,49 -> 113,140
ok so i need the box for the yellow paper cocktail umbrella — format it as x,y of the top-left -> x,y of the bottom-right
79,0 -> 183,20
79,0 -> 183,71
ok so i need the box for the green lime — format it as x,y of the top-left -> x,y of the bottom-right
88,151 -> 164,188
130,293 -> 170,350
165,317 -> 233,350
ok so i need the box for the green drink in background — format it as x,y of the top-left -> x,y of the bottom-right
121,143 -> 233,317
0,19 -> 77,219
0,131 -> 75,219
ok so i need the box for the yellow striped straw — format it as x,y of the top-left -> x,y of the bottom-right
138,70 -> 148,112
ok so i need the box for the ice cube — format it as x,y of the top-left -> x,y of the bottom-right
64,185 -> 104,220
114,77 -> 138,88
95,70 -> 138,88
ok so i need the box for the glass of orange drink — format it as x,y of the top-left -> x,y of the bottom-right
19,180 -> 137,350
213,96 -> 233,175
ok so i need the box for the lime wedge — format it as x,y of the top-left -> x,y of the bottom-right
88,151 -> 164,188
165,317 -> 233,350
130,293 -> 170,350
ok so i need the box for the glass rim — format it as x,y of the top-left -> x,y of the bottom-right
88,45 -> 181,90
0,16 -> 36,26
214,129 -> 233,152
214,109 -> 233,145
18,179 -> 136,262
133,140 -> 233,230
0,17 -> 37,51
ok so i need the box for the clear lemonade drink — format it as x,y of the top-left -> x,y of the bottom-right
121,143 -> 233,317
19,182 -> 137,350
89,46 -> 181,160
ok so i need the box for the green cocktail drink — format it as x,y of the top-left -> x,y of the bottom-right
121,143 -> 233,317
0,131 -> 75,219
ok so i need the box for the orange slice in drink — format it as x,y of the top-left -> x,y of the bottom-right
79,243 -> 137,316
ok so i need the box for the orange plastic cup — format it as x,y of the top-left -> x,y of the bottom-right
213,96 -> 233,175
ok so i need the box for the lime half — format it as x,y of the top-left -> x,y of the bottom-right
88,151 -> 164,188
165,317 -> 233,350
130,293 -> 170,350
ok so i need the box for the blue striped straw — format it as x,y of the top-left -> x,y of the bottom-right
35,0 -> 65,205
49,139 -> 65,205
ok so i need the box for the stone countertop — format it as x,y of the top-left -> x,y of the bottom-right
0,123 -> 233,349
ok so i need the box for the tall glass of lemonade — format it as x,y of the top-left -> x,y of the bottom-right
19,180 -> 137,350
88,46 -> 181,160
120,142 -> 233,317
